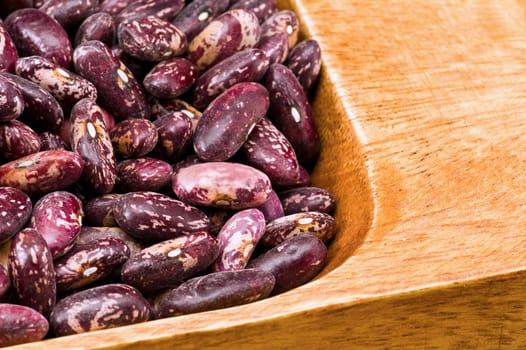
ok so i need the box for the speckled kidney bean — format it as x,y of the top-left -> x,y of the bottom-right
151,111 -> 192,162
0,23 -> 18,73
257,30 -> 288,64
110,118 -> 158,159
98,0 -> 138,16
187,9 -> 261,71
30,191 -> 83,258
70,98 -> 117,194
0,150 -> 84,196
173,162 -> 272,209
242,117 -> 302,187
0,73 -> 64,133
192,48 -> 269,110
171,0 -> 230,42
256,189 -> 284,223
150,98 -> 201,131
39,0 -> 99,32
0,186 -> 31,244
279,186 -> 336,215
193,82 -> 269,161
260,10 -> 299,49
156,268 -> 275,318
114,191 -> 210,242
75,12 -> 116,47
114,0 -> 185,25
0,265 -> 9,301
118,16 -> 187,62
247,234 -> 327,295
143,57 -> 197,99
211,208 -> 265,272
39,131 -> 66,151
50,283 -> 151,336
84,194 -> 120,227
261,211 -> 336,249
54,237 -> 130,292
116,158 -> 172,192
120,231 -> 220,293
73,40 -> 150,120
229,0 -> 277,23
15,56 -> 98,112
0,303 -> 49,347
8,227 -> 56,317
286,39 -> 322,94
110,44 -> 153,82
263,63 -> 320,164
0,75 -> 24,122
0,119 -> 40,161
4,8 -> 72,67
76,226 -> 144,258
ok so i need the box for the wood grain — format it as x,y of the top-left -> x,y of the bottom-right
7,0 -> 526,348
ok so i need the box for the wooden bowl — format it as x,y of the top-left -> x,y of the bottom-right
8,0 -> 526,348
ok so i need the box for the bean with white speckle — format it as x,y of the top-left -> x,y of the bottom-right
97,0 -> 137,17
260,10 -> 299,49
0,186 -> 32,244
0,21 -> 18,73
116,158 -> 172,192
0,303 -> 49,347
114,0 -> 185,26
150,98 -> 201,131
39,0 -> 99,33
110,118 -> 158,159
39,131 -> 66,151
0,75 -> 24,121
171,0 -> 230,42
0,120 -> 40,161
279,186 -> 336,215
286,39 -> 322,94
257,30 -> 289,64
143,57 -> 197,99
151,111 -> 193,163
228,0 -> 277,23
75,12 -> 116,47
256,189 -> 284,223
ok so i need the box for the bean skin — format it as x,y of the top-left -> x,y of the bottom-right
39,0 -> 99,32
115,157 -> 173,193
151,111 -> 193,163
0,75 -> 24,122
0,303 -> 49,347
75,12 -> 116,47
228,0 -> 277,23
114,0 -> 185,25
0,120 -> 40,161
279,186 -> 336,215
39,131 -> 66,151
143,57 -> 198,99
256,189 -> 284,223
260,10 -> 299,49
0,22 -> 18,73
0,186 -> 31,244
286,39 -> 322,94
172,0 -> 230,42
76,226 -> 144,259
84,194 -> 120,227
110,118 -> 158,159
257,30 -> 289,65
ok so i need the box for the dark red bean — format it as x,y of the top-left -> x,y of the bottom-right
256,189 -> 284,223
151,111 -> 193,163
98,0 -> 138,17
279,186 -> 336,215
0,22 -> 18,73
76,226 -> 144,258
171,0 -> 230,42
257,29 -> 288,64
0,119 -> 40,161
228,0 -> 277,23
39,131 -> 66,151
0,186 -> 31,244
149,98 -> 202,131
110,118 -> 158,159
286,39 -> 322,93
84,194 -> 120,227
39,0 -> 99,32
0,75 -> 24,122
143,57 -> 198,99
114,0 -> 185,25
0,303 -> 49,347
75,12 -> 116,47
260,10 -> 299,49
116,157 -> 172,192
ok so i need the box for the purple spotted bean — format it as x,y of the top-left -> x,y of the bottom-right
257,30 -> 289,64
247,234 -> 327,295
50,283 -> 151,336
0,150 -> 84,196
39,0 -> 99,32
286,39 -> 322,93
0,186 -> 31,244
187,9 -> 261,71
0,265 -> 8,301
116,158 -> 172,192
260,10 -> 299,49
114,0 -> 185,25
228,0 -> 277,23
110,118 -> 158,159
172,162 -> 273,209
0,20 -> 19,73
4,8 -> 72,67
211,208 -> 266,272
156,269 -> 275,318
75,12 -> 116,47
114,191 -> 210,242
73,40 -> 150,120
0,75 -> 24,122
193,82 -> 269,161
76,226 -> 144,258
0,119 -> 40,161
0,304 -> 49,347
39,131 -> 66,151
150,98 -> 201,131
30,191 -> 83,258
54,237 -> 130,292
151,111 -> 193,162
143,57 -> 197,99
120,231 -> 220,293
279,186 -> 336,215
84,194 -> 120,227
9,227 -> 56,317
256,189 -> 284,223
192,48 -> 270,110
98,0 -> 138,16
171,0 -> 230,42
70,98 -> 117,194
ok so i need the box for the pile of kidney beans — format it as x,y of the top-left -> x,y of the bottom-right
0,0 -> 337,346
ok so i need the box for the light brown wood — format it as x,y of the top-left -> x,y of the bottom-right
7,0 -> 526,348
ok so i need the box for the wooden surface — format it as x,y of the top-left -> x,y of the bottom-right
8,0 -> 526,348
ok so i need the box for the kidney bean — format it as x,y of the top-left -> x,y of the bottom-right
114,0 -> 185,25
54,237 -> 130,292
0,265 -> 9,301
143,57 -> 197,99
39,131 -> 66,151
15,56 -> 98,112
229,0 -> 277,23
257,30 -> 289,65
4,8 -> 72,67
50,283 -> 151,336
242,117 -> 302,187
247,234 -> 327,294
0,23 -> 18,73
0,72 -> 64,133
73,40 -> 150,120
187,9 -> 261,71
150,98 -> 201,131
172,162 -> 273,210
110,44 -> 153,82
39,0 -> 99,32
76,226 -> 144,258
263,63 -> 320,164
192,48 -> 270,110
286,39 -> 322,94
0,119 -> 40,161
211,208 -> 266,272
156,269 -> 275,318
0,75 -> 24,122
84,194 -> 120,227
120,231 -> 220,293
98,0 -> 138,17
171,0 -> 230,42
118,16 -> 187,62
0,150 -> 84,196
279,186 -> 336,215
0,303 -> 49,347
193,82 -> 269,161
70,98 -> 117,194
256,189 -> 284,223
110,118 -> 158,159
0,186 -> 31,244
114,191 -> 210,242
151,111 -> 193,163
30,191 -> 83,258
260,10 -> 299,49
116,158 -> 172,192
9,227 -> 56,317
75,12 -> 116,47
